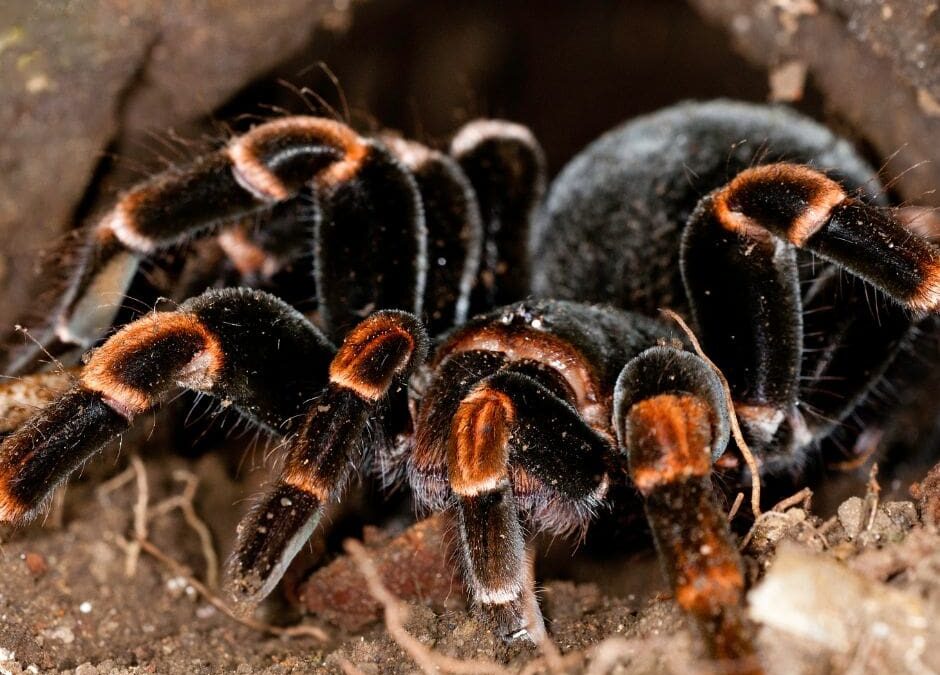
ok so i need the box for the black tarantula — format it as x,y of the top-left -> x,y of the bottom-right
2,99 -> 939,671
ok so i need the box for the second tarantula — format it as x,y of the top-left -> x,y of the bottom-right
2,100 -> 939,670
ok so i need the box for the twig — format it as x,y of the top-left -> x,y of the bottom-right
740,487 -> 818,550
126,455 -> 149,577
147,469 -> 220,588
137,538 -> 329,642
861,463 -> 881,534
344,538 -> 512,675
772,487 -> 812,512
337,659 -> 367,675
661,309 -> 762,517
530,632 -> 575,675
108,457 -> 327,641
728,492 -> 745,521
518,646 -> 583,675
96,465 -> 137,499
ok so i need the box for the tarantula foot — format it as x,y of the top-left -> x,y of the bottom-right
480,588 -> 547,645
226,482 -> 323,607
483,606 -> 536,644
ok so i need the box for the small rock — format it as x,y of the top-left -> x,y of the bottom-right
837,497 -> 864,538
882,501 -> 917,531
749,544 -> 929,666
21,552 -> 47,577
839,497 -> 918,544
299,514 -> 460,631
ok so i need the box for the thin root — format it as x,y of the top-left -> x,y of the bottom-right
112,457 -> 327,641
661,309 -> 763,517
147,469 -> 220,588
344,538 -> 512,675
137,538 -> 329,642
125,455 -> 149,577
728,492 -> 745,521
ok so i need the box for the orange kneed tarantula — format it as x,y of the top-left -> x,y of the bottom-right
2,100 -> 938,670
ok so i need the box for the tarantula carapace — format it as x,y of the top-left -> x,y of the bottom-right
2,100 -> 938,670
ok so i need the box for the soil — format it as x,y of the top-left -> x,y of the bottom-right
1,427 -> 940,674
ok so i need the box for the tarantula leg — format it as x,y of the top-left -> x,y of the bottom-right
681,190 -> 803,442
682,163 -> 940,449
384,137 -> 483,334
411,350 -> 510,510
489,370 -> 611,504
707,163 -> 940,312
615,347 -> 759,671
228,310 -> 429,605
445,371 -> 611,641
451,120 -> 546,313
447,378 -> 542,642
55,119 -> 354,346
314,143 -> 426,339
448,386 -> 545,642
0,288 -> 335,523
41,117 -> 425,356
614,346 -> 730,461
456,485 -> 545,642
799,266 -> 913,440
217,190 -> 321,283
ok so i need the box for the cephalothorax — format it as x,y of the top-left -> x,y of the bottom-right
2,100 -> 938,671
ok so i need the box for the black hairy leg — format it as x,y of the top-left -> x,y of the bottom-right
681,162 -> 938,465
229,309 -> 428,603
0,285 -> 430,609
12,116 -> 425,371
7,116 -> 548,375
615,347 -> 757,669
382,136 -> 483,335
446,370 -> 612,640
0,288 -> 335,522
451,120 -> 546,314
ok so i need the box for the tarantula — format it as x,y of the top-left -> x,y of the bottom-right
2,100 -> 938,670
